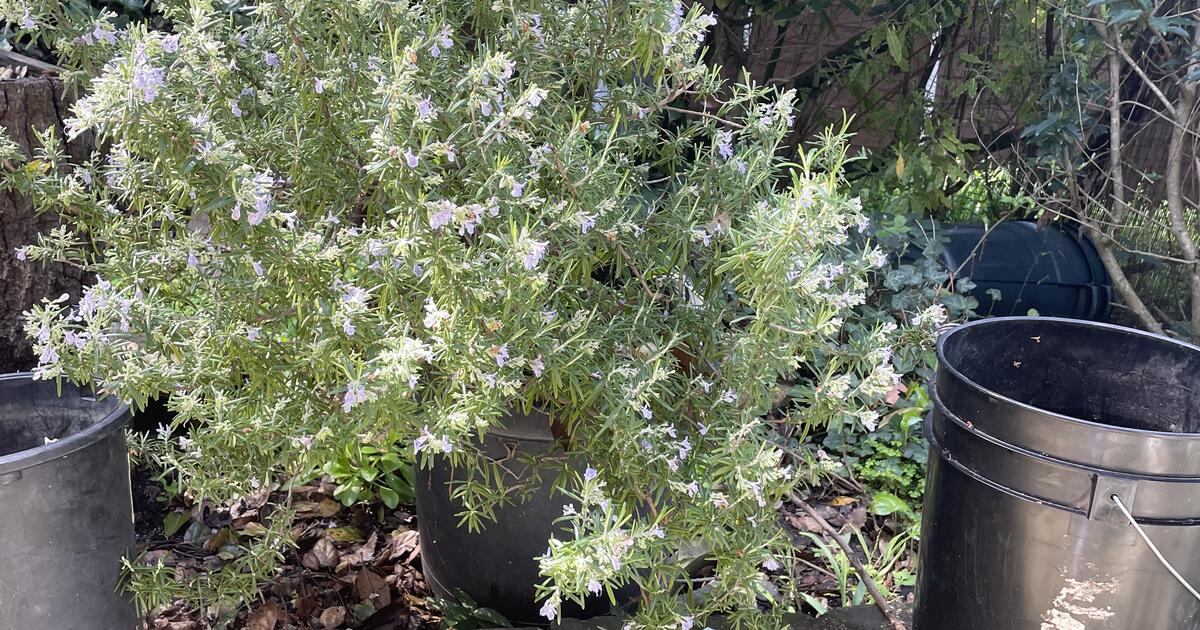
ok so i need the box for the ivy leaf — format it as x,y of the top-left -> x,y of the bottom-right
377,485 -> 401,509
163,510 -> 191,537
870,491 -> 911,516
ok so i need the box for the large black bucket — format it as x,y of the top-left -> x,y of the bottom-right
414,408 -> 629,624
938,221 -> 1112,321
915,317 -> 1200,629
0,374 -> 136,629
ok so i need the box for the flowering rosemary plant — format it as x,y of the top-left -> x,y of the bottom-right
0,0 -> 941,625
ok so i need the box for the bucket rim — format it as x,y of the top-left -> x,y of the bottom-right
0,373 -> 130,476
937,316 -> 1200,439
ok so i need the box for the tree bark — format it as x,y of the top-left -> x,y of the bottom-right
0,77 -> 93,373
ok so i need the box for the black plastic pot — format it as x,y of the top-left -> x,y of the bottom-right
935,221 -> 1112,321
0,373 -> 136,629
915,317 -> 1200,629
414,408 -> 630,624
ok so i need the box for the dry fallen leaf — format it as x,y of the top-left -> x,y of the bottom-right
319,605 -> 346,629
830,496 -> 857,507
295,498 -> 342,518
302,537 -> 339,570
355,568 -> 392,609
245,602 -> 279,630
338,531 -> 377,572
386,528 -> 420,564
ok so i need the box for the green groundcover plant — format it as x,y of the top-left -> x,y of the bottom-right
0,0 -> 942,625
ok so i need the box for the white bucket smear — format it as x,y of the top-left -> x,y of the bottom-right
1040,578 -> 1117,630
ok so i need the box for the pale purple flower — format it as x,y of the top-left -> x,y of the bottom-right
314,78 -> 325,94
580,213 -> 597,234
649,526 -> 666,539
38,345 -> 59,367
64,330 -> 89,350
413,426 -> 435,454
187,251 -> 199,269
131,45 -> 166,103
415,97 -> 435,121
664,424 -> 676,438
734,158 -> 748,174
527,87 -> 547,108
343,381 -> 367,412
235,33 -> 248,47
668,3 -> 685,33
14,247 -> 27,261
412,263 -> 423,277
36,324 -> 50,344
341,284 -> 368,307
858,215 -> 871,233
531,355 -> 544,377
248,198 -> 269,225
522,240 -> 548,270
264,51 -> 280,68
162,34 -> 180,53
229,100 -> 243,117
698,422 -> 709,436
494,344 -> 509,367
94,24 -> 116,45
510,179 -> 525,198
231,203 -> 242,221
423,298 -> 449,329
720,388 -> 737,404
20,8 -> 35,29
678,437 -> 691,460
640,404 -> 653,420
641,439 -> 653,451
681,616 -> 695,630
763,557 -> 781,571
684,481 -> 700,497
697,378 -> 712,393
797,186 -> 815,209
405,148 -> 419,168
539,599 -> 557,622
443,144 -> 457,162
716,131 -> 733,160
342,319 -> 356,337
438,27 -> 454,50
542,308 -> 557,322
246,327 -> 260,341
587,579 -> 602,595
483,373 -> 497,388
429,200 -> 454,230
667,457 -> 679,472
584,466 -> 598,482
480,99 -> 492,117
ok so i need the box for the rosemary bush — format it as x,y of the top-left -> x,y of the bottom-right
0,0 -> 941,624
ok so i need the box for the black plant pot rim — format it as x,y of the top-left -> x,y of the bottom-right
937,316 -> 1200,439
0,372 -> 129,476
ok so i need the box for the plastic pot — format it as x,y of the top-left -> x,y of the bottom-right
933,221 -> 1112,321
413,408 -> 631,624
915,317 -> 1200,629
0,373 -> 136,629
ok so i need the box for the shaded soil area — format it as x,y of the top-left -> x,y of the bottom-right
133,470 -> 441,630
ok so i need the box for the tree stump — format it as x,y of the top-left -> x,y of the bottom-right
0,77 -> 93,373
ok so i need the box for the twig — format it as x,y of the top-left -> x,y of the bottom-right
0,50 -> 62,74
662,105 -> 745,129
787,491 -> 908,630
